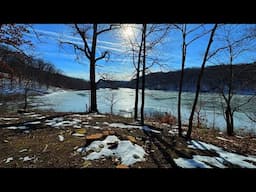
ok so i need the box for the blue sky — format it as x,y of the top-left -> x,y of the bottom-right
24,24 -> 256,81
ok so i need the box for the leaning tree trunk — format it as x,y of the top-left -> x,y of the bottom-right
187,24 -> 218,139
89,24 -> 98,113
140,24 -> 147,125
178,29 -> 186,137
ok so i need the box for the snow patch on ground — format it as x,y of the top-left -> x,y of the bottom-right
24,121 -> 41,125
81,135 -> 146,165
186,140 -> 256,168
19,149 -> 28,153
0,117 -> 19,121
5,125 -> 28,130
216,136 -> 233,142
72,133 -> 85,137
19,156 -> 36,162
5,157 -> 13,163
91,114 -> 106,118
109,123 -> 141,129
193,155 -> 226,168
58,135 -> 64,142
142,126 -> 161,134
174,157 -> 211,168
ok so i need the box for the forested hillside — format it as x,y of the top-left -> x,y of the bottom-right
0,46 -> 90,90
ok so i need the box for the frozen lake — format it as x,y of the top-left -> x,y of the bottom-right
30,88 -> 256,134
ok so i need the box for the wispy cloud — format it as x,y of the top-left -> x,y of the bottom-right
34,29 -> 125,53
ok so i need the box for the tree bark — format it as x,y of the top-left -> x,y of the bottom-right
134,33 -> 143,121
187,24 -> 218,139
89,24 -> 98,113
178,25 -> 186,137
140,24 -> 147,125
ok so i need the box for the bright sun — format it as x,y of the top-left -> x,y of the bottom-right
121,24 -> 136,41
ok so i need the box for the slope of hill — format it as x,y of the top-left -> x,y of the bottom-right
0,46 -> 90,91
97,62 -> 256,94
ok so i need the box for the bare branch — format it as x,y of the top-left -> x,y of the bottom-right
96,51 -> 109,62
97,24 -> 120,36
74,24 -> 91,57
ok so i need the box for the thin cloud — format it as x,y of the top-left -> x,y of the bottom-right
34,29 -> 125,53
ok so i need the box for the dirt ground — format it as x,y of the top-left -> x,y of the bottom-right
0,111 -> 256,168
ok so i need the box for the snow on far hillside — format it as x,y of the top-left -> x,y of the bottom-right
0,74 -> 63,95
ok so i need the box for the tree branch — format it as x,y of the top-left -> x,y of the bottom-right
96,51 -> 109,62
96,24 -> 120,36
74,24 -> 91,57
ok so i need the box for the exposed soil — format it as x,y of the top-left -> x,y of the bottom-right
0,111 -> 255,168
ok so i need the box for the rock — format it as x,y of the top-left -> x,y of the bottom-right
127,136 -> 136,143
42,144 -> 48,152
116,164 -> 129,169
99,144 -> 105,148
73,146 -> 79,150
94,148 -> 102,153
17,109 -> 27,114
82,160 -> 92,168
58,135 -> 64,142
103,131 -> 110,136
86,133 -> 104,141
136,137 -> 142,141
108,141 -> 118,149
75,128 -> 87,134
23,130 -> 30,134
133,154 -> 140,159
72,133 -> 85,137
103,130 -> 115,136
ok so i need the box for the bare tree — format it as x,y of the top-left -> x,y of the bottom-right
140,24 -> 147,125
210,25 -> 256,136
174,24 -> 210,137
61,24 -> 120,113
123,24 -> 170,124
99,73 -> 119,115
187,24 -> 218,139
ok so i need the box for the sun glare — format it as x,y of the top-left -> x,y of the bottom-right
121,24 -> 136,41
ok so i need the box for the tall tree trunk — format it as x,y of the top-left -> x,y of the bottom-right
187,24 -> 218,139
178,25 -> 187,137
225,105 -> 234,136
24,88 -> 28,110
140,24 -> 147,125
89,24 -> 98,113
134,34 -> 143,121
